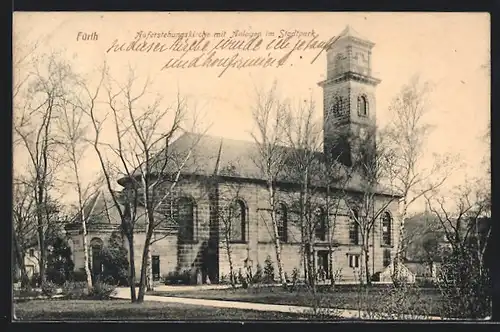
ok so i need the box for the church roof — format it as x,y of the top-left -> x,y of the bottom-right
69,189 -> 123,226
119,132 -> 399,198
66,188 -> 174,228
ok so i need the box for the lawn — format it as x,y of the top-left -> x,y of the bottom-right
149,285 -> 444,317
13,299 -> 324,321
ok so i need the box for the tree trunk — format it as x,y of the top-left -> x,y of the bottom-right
81,217 -> 93,291
225,234 -> 236,288
146,248 -> 153,291
361,236 -> 371,285
126,233 -> 137,302
364,248 -> 371,286
13,235 -> 30,289
328,247 -> 335,287
393,201 -> 408,283
36,217 -> 46,283
137,233 -> 151,303
268,181 -> 286,286
308,233 -> 316,291
138,175 -> 152,300
325,186 -> 334,287
299,190 -> 307,283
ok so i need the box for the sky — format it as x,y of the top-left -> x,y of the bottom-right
13,12 -> 490,212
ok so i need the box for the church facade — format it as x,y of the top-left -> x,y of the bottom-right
65,26 -> 401,284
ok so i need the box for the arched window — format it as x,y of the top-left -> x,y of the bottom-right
357,95 -> 368,117
330,96 -> 344,117
176,197 -> 195,243
349,209 -> 359,245
276,203 -> 288,243
90,237 -> 104,276
229,199 -> 246,243
381,211 -> 392,246
314,207 -> 327,241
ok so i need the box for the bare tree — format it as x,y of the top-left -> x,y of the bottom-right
426,180 -> 490,274
425,180 -> 491,318
85,66 -> 141,302
343,125 -> 398,285
283,96 -> 325,289
12,29 -> 40,100
384,75 -> 456,280
321,157 -> 354,287
89,66 -> 205,302
250,82 -> 289,287
13,54 -> 76,283
56,92 -> 104,291
219,192 -> 247,286
12,176 -> 38,289
210,148 -> 250,288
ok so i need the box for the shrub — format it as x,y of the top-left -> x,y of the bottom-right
219,273 -> 229,285
62,281 -> 89,299
162,269 -> 193,285
237,269 -> 249,289
41,281 -> 58,297
436,248 -> 491,319
252,264 -> 264,284
30,273 -> 41,288
416,278 -> 436,289
100,231 -> 129,286
263,255 -> 275,283
89,281 -> 116,300
288,267 -> 301,291
46,237 -> 75,285
363,283 -> 434,319
70,269 -> 89,282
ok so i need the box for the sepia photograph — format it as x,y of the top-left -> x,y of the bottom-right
12,11 -> 491,321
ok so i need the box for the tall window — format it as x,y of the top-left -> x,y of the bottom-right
348,254 -> 360,268
357,95 -> 368,117
90,237 -> 104,277
152,255 -> 160,281
381,211 -> 392,246
229,199 -> 246,242
314,207 -> 327,241
349,209 -> 359,245
383,249 -> 391,267
177,197 -> 195,242
276,203 -> 288,243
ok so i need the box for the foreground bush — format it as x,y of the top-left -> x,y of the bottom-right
89,281 -> 117,300
62,281 -> 89,299
41,281 -> 58,297
162,270 -> 193,285
61,281 -> 116,300
99,232 -> 129,286
437,248 -> 491,319
46,237 -> 75,285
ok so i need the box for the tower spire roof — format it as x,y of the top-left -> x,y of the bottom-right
338,25 -> 374,46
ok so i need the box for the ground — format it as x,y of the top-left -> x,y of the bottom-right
149,285 -> 443,317
13,299 -> 325,321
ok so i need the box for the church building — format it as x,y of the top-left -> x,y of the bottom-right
65,26 -> 401,284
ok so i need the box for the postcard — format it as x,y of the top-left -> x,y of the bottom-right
12,12 -> 491,322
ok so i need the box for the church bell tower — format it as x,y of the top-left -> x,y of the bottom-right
318,25 -> 381,166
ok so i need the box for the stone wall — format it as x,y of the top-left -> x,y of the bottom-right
67,175 -> 400,283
